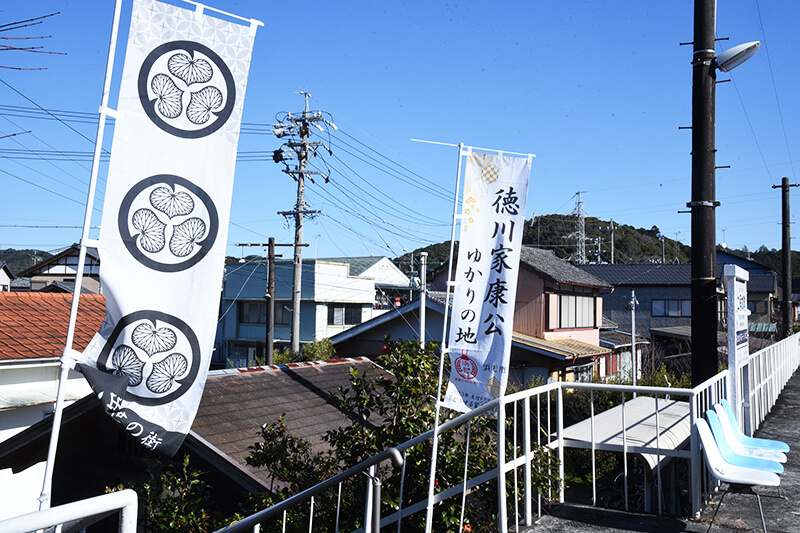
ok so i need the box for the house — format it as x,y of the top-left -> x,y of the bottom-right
598,330 -> 650,382
334,246 -> 615,383
0,292 -> 103,519
0,263 -> 14,292
219,259 -> 378,366
0,357 -> 388,520
0,292 -> 102,443
579,252 -> 780,367
322,256 -> 412,309
716,250 -> 778,325
15,244 -> 101,294
577,263 -> 692,337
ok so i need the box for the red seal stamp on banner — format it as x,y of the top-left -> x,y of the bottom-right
454,350 -> 478,380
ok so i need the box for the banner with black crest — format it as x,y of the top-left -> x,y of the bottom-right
74,0 -> 259,456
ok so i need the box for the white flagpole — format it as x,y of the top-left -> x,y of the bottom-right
424,142 -> 466,532
38,0 -> 125,511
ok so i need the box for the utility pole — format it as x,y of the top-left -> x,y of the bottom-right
420,252 -> 428,350
773,177 -> 798,337
237,241 -> 301,363
630,290 -> 638,390
608,219 -> 616,264
273,92 -> 336,353
690,0 -> 718,386
267,238 -> 275,363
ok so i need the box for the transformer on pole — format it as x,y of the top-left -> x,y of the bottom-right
273,92 -> 336,352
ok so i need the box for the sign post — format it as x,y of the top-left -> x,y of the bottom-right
724,264 -> 750,432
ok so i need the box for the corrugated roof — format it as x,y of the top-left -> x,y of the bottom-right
599,330 -> 650,349
519,247 -> 612,289
512,332 -> 610,359
192,357 -> 390,485
0,292 -> 106,361
578,263 -> 692,286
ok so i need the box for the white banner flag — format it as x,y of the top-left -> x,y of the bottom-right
442,152 -> 531,412
75,0 -> 258,455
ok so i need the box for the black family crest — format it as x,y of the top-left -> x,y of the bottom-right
98,311 -> 201,407
118,174 -> 219,272
138,40 -> 235,138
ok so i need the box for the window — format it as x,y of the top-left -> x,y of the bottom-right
274,301 -> 291,325
328,303 -> 362,326
239,301 -> 291,325
553,294 -> 595,329
239,301 -> 265,324
652,299 -> 691,317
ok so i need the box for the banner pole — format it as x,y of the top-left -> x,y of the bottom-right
424,142 -> 465,532
38,0 -> 125,511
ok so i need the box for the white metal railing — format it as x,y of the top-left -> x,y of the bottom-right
0,489 -> 137,533
217,352 -> 796,532
219,377 -> 726,532
3,335 -> 796,532
740,332 -> 800,434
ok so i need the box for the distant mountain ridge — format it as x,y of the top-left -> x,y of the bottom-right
0,248 -> 53,274
394,215 -> 692,271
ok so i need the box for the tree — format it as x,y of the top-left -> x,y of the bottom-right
246,339 -> 559,532
107,453 -> 233,533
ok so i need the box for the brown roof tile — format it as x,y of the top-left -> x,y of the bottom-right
0,292 -> 106,361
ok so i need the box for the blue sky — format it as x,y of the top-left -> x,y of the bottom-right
1,0 -> 798,264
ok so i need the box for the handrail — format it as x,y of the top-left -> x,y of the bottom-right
0,489 -> 137,533
214,447 -> 404,533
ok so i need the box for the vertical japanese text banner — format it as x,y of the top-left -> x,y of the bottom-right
74,0 -> 258,455
442,152 -> 531,412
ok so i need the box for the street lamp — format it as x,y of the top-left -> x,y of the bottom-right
690,0 -> 759,387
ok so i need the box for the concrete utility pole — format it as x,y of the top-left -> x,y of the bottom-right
267,238 -> 275,363
688,1 -> 759,386
630,290 -> 638,389
690,0 -> 719,386
608,219 -> 616,264
273,92 -> 336,352
237,241 -> 301,363
773,177 -> 798,337
420,252 -> 428,350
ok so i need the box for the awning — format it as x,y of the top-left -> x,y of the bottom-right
513,333 -> 611,361
559,396 -> 691,473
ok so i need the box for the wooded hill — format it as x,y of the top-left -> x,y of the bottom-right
0,248 -> 53,273
394,214 -> 693,272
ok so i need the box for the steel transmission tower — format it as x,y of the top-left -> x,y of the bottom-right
272,92 -> 336,352
565,192 -> 587,264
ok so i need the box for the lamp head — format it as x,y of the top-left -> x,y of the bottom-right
716,41 -> 761,72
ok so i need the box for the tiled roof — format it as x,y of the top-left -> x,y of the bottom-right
0,292 -> 106,361
578,263 -> 692,286
519,247 -> 613,289
1,262 -> 14,279
748,274 -> 777,293
192,357 -> 390,485
15,244 -> 99,278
